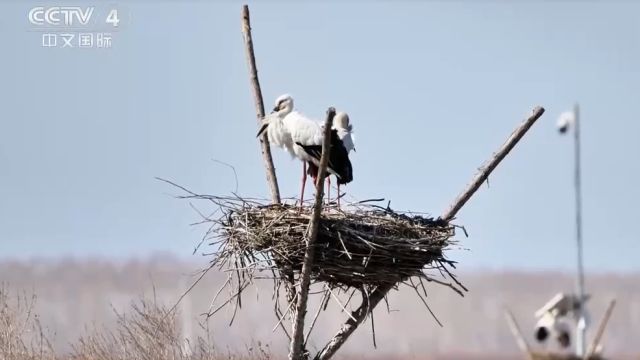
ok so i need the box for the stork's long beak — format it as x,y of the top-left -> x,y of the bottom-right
256,123 -> 269,138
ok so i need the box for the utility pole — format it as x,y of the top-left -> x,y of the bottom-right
573,103 -> 587,357
558,103 -> 587,357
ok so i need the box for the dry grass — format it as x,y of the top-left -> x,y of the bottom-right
0,286 -> 55,360
0,286 -> 271,360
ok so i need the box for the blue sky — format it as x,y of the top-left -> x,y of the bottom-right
1,1 -> 639,271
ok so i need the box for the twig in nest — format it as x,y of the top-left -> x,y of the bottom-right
212,159 -> 240,194
327,285 -> 356,322
205,282 -> 250,318
369,299 -> 376,349
304,289 -> 330,348
409,278 -> 442,327
272,294 -> 297,333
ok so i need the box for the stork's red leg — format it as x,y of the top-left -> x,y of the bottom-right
300,162 -> 307,207
327,176 -> 331,205
311,175 -> 317,209
337,183 -> 341,209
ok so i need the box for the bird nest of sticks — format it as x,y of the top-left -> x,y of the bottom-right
179,188 -> 466,296
219,202 -> 459,289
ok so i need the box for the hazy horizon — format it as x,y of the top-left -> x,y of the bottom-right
2,252 -> 639,276
2,257 -> 638,356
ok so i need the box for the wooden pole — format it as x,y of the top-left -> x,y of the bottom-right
241,5 -> 281,204
572,103 -> 587,358
289,108 -> 336,360
314,106 -> 546,360
441,106 -> 545,222
504,308 -> 535,360
586,299 -> 616,358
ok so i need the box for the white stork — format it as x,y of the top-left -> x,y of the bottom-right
308,111 -> 355,206
256,94 -> 295,155
257,94 -> 353,206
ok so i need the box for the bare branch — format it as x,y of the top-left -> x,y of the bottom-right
241,5 -> 281,204
441,106 -> 545,221
314,106 -> 545,360
289,107 -> 336,360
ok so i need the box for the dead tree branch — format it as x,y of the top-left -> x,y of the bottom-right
314,106 -> 546,360
241,5 -> 281,204
441,106 -> 545,222
289,108 -> 336,360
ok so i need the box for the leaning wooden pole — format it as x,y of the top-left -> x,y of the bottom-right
241,5 -> 281,204
314,106 -> 546,360
289,108 -> 336,360
441,106 -> 545,222
504,308 -> 535,360
585,299 -> 616,358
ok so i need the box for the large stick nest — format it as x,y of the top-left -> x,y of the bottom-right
210,197 -> 463,290
160,177 -> 467,324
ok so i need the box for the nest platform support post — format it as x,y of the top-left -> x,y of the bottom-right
241,5 -> 281,204
289,108 -> 336,360
313,106 -> 546,360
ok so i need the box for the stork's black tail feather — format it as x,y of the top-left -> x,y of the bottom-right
307,162 -> 318,179
297,129 -> 353,185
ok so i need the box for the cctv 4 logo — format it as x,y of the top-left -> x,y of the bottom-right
28,7 -> 120,27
